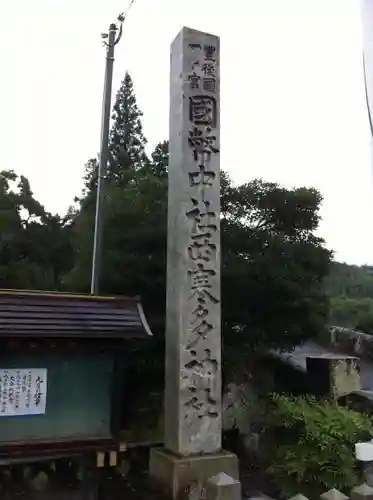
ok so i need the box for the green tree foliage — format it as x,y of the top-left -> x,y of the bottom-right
355,309 -> 373,334
1,72 -> 332,361
0,170 -> 73,290
147,140 -> 168,179
67,73 -> 164,323
79,72 -> 148,206
326,262 -> 373,298
67,73 -> 332,359
326,263 -> 373,332
329,296 -> 373,333
67,149 -> 168,327
81,158 -> 99,205
221,178 -> 332,358
68,79 -> 331,357
267,394 -> 373,498
107,72 -> 148,185
69,72 -> 156,285
26,212 -> 75,290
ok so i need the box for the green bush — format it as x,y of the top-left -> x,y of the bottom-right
267,394 -> 373,498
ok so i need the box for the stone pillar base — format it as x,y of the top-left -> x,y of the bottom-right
149,447 -> 239,500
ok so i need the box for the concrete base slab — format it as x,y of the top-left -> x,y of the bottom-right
149,447 -> 239,500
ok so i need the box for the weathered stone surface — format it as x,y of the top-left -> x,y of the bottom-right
149,448 -> 238,500
351,483 -> 373,500
306,355 -> 361,399
165,26 -> 221,456
205,473 -> 241,500
222,382 -> 254,433
364,463 -> 373,487
320,488 -> 349,500
288,495 -> 310,500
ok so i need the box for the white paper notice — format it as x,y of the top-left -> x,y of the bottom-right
0,369 -> 47,417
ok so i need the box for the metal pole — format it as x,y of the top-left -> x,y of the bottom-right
90,23 -> 117,295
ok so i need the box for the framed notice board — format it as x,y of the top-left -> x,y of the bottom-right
0,290 -> 153,458
0,352 -> 114,444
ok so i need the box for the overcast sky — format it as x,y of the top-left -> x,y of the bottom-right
0,0 -> 372,265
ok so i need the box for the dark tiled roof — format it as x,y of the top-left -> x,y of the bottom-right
0,289 -> 153,339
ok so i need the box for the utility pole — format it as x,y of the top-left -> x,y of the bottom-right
90,14 -> 124,295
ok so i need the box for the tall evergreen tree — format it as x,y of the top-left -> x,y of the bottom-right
67,72 -> 151,291
107,72 -> 148,185
81,72 -> 148,198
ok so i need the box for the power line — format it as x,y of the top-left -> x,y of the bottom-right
118,0 -> 138,24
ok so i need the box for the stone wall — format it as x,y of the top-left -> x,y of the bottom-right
306,355 -> 361,400
329,326 -> 373,360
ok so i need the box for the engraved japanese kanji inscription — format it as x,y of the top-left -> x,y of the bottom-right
165,27 -> 221,456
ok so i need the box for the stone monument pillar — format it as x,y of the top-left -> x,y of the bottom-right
149,27 -> 239,500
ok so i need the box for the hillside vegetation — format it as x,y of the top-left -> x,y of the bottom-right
326,262 -> 373,333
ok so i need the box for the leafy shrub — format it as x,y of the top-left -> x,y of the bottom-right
267,394 -> 373,498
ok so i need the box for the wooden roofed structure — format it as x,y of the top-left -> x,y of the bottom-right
0,289 -> 154,460
0,289 -> 153,340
